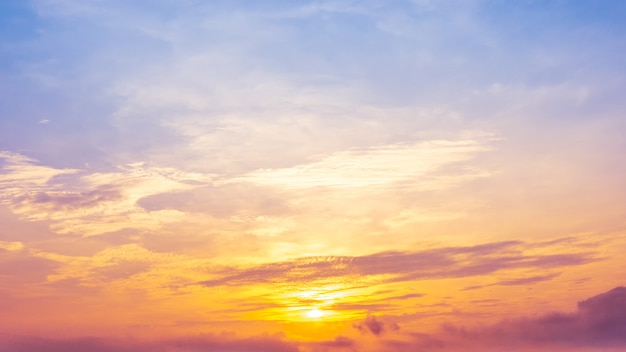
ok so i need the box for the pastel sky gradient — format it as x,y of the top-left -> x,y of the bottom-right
1,1 -> 626,351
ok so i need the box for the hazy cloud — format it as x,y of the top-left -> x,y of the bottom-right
137,183 -> 289,217
436,286 -> 626,351
0,245 -> 59,284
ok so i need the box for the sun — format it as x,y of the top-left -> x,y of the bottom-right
306,309 -> 324,319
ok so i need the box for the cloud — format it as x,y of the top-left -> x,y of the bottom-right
432,286 -> 626,351
0,152 -> 79,199
30,186 -> 123,210
137,183 -> 290,218
336,286 -> 626,352
42,243 -> 192,287
387,293 -> 425,300
462,272 -> 561,291
18,0 -> 510,178
577,286 -> 626,339
332,302 -> 391,312
354,315 -> 399,336
236,138 -> 493,190
340,292 -> 426,309
497,273 -> 562,286
0,152 -> 213,236
198,240 -> 595,288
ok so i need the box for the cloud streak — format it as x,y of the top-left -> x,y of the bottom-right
462,272 -> 562,291
199,240 -> 595,288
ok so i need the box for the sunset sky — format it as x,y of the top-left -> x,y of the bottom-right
1,1 -> 626,351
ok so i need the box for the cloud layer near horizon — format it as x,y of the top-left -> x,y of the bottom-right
1,286 -> 624,352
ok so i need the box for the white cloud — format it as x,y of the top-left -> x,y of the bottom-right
0,152 -> 214,236
0,151 -> 80,202
236,137 -> 493,189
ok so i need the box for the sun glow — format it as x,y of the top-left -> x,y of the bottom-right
306,309 -> 324,319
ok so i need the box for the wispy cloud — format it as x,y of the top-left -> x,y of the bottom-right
199,240 -> 595,288
0,152 -> 213,236
237,138 -> 493,189
462,272 -> 562,291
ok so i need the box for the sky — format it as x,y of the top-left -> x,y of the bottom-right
1,0 -> 626,351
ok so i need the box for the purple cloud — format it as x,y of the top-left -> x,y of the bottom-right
29,186 -> 123,210
498,273 -> 562,286
353,315 -> 399,336
436,286 -> 626,350
462,272 -> 562,291
577,286 -> 626,339
198,240 -> 595,287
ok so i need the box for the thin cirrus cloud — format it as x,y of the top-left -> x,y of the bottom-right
235,137 -> 494,190
461,272 -> 563,291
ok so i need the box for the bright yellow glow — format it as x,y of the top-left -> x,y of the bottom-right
306,309 -> 324,319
